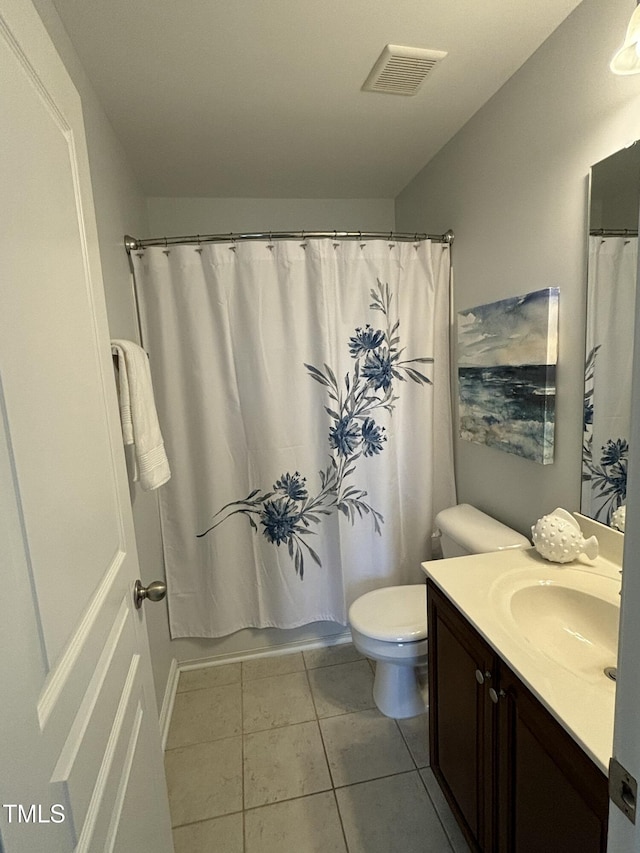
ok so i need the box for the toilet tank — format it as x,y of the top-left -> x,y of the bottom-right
435,503 -> 530,558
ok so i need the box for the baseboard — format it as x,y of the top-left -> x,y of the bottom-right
159,657 -> 179,750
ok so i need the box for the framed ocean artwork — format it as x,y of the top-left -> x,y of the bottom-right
457,287 -> 559,464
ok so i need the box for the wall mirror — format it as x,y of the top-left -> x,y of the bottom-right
582,141 -> 640,527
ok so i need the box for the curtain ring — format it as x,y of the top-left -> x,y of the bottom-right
195,234 -> 203,254
162,236 -> 170,256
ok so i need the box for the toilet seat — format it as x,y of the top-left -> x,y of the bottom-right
348,585 -> 427,643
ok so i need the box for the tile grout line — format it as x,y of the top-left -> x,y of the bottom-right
417,769 -> 459,853
331,787 -> 351,853
395,716 -> 425,772
334,767 -> 428,790
240,660 -> 246,852
310,666 -> 337,791
307,648 -> 358,852
302,653 -> 340,811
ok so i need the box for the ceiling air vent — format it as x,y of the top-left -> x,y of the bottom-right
362,44 -> 447,96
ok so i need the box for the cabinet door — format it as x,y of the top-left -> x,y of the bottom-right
496,663 -> 608,853
428,581 -> 494,852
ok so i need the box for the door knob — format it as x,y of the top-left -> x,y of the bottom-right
134,579 -> 167,610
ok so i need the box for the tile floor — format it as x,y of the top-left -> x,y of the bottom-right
165,643 -> 470,853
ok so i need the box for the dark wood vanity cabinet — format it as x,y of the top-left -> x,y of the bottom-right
427,580 -> 609,853
427,580 -> 495,850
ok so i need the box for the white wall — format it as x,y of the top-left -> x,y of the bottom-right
146,196 -> 395,237
395,0 -> 640,537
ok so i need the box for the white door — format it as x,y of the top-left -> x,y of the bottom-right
0,0 -> 174,851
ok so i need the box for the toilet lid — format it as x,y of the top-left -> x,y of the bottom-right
348,585 -> 427,642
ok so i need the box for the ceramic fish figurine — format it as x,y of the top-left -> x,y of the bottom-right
531,507 -> 599,564
611,505 -> 626,533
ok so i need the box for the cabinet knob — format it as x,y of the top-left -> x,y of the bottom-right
475,669 -> 492,684
489,687 -> 506,704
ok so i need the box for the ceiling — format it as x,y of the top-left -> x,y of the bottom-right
51,0 -> 584,199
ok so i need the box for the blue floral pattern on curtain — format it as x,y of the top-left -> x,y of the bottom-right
197,279 -> 433,576
582,345 -> 628,523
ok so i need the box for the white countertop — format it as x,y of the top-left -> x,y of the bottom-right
422,545 -> 620,774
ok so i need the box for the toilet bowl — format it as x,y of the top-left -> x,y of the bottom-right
348,504 -> 530,719
349,585 -> 428,719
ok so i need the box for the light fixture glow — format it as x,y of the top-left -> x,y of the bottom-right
611,2 -> 640,75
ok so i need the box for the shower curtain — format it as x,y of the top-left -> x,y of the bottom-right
133,238 -> 455,638
582,235 -> 637,523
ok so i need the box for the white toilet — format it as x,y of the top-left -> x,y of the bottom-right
348,503 -> 530,719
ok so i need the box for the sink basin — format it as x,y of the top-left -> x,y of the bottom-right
491,567 -> 620,680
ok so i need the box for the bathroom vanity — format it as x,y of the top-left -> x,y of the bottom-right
423,528 -> 621,853
427,580 -> 608,852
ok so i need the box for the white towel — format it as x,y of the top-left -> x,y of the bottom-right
111,339 -> 171,491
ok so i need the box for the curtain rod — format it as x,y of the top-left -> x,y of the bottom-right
124,229 -> 455,253
590,228 -> 638,237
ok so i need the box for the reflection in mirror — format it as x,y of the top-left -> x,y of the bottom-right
582,142 -> 640,528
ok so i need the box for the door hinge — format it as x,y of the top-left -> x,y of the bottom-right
610,756 -> 637,824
